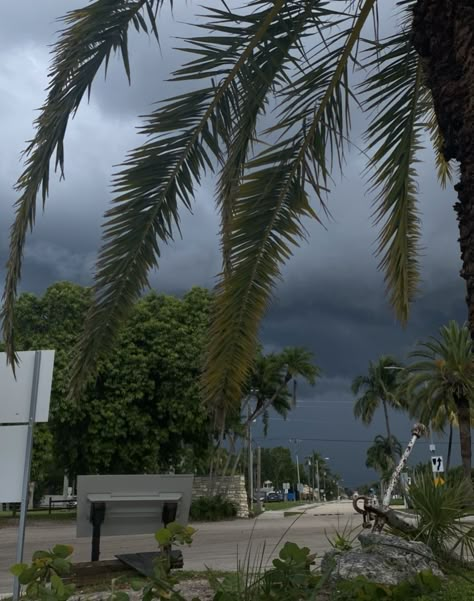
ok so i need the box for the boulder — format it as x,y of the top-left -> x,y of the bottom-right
321,531 -> 444,586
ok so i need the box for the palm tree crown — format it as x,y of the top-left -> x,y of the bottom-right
366,434 -> 402,480
1,0 -> 455,421
404,321 -> 474,480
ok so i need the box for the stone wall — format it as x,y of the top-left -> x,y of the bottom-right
192,475 -> 249,518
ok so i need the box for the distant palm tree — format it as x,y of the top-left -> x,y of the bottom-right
404,321 -> 474,481
248,347 -> 320,425
352,356 -> 406,462
366,434 -> 402,482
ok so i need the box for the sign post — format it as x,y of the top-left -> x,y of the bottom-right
0,350 -> 55,601
431,455 -> 445,486
13,351 -> 42,601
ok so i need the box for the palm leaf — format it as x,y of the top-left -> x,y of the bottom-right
204,0 -> 377,420
426,107 -> 453,189
361,1 -> 428,323
69,0 -> 290,396
215,0 -> 325,274
2,0 -> 165,368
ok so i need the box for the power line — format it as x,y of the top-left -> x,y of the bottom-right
254,436 -> 467,445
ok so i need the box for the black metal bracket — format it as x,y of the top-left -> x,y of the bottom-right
90,501 -> 106,562
162,502 -> 178,526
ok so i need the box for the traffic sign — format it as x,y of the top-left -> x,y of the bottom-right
434,476 -> 445,487
431,456 -> 444,473
283,482 -> 290,492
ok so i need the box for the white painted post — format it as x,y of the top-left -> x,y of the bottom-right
13,351 -> 42,601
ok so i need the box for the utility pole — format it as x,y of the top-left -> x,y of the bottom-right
247,404 -> 253,512
256,446 -> 262,512
315,459 -> 321,502
296,453 -> 300,489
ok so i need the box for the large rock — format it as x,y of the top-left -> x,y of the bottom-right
321,531 -> 444,586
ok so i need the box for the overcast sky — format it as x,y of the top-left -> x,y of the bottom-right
0,1 -> 469,488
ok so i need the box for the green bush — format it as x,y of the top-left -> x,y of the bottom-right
394,472 -> 474,563
189,495 -> 238,521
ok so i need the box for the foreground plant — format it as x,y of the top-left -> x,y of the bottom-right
396,472 -> 474,565
10,544 -> 75,601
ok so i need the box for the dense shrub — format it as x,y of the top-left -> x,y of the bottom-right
189,495 -> 238,521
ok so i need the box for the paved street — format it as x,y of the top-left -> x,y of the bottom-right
0,501 -> 358,594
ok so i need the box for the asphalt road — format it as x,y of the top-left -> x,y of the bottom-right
0,501 -> 358,595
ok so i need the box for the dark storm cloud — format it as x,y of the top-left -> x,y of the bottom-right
0,0 -> 471,486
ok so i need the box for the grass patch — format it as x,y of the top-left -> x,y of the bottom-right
0,510 -> 76,521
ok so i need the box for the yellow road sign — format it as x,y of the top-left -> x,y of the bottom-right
434,476 -> 445,487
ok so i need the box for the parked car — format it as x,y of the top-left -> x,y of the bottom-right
265,491 -> 284,503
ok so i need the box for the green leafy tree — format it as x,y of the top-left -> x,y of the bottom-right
3,0 -> 472,430
404,321 -> 474,481
352,356 -> 406,462
13,282 -> 213,477
260,447 -> 297,488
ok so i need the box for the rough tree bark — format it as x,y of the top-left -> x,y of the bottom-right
412,0 -> 474,480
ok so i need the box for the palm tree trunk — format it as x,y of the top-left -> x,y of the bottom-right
455,396 -> 473,482
446,421 -> 453,473
382,399 -> 395,463
412,3 -> 473,480
412,0 -> 474,231
247,373 -> 291,424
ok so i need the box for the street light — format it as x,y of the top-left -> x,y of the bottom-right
314,456 -> 330,502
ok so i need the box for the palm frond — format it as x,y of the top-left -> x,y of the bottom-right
426,107 -> 453,189
215,0 -> 324,274
361,12 -> 427,324
204,0 -> 377,419
2,0 -> 164,368
69,0 -> 290,396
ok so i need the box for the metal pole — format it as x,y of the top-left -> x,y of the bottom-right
316,461 -> 321,502
13,351 -> 42,601
382,424 -> 426,510
296,454 -> 300,489
247,405 -> 253,512
256,446 -> 262,512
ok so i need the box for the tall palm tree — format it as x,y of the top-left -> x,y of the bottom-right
1,1 -> 472,426
366,434 -> 402,482
352,356 -> 406,462
404,321 -> 474,481
248,347 -> 320,424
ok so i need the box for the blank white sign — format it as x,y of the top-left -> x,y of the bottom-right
0,426 -> 28,502
0,350 -> 55,423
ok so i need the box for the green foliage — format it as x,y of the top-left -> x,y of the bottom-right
245,348 -> 320,433
327,522 -> 358,552
10,544 -> 75,601
398,472 -> 474,563
366,435 -> 402,480
12,282 -> 212,477
189,496 -> 238,522
335,571 -> 442,601
154,522 -> 196,548
209,542 -> 322,601
4,0 -> 448,422
260,448 -> 296,489
403,321 -> 474,477
261,542 -> 319,601
352,356 -> 406,426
